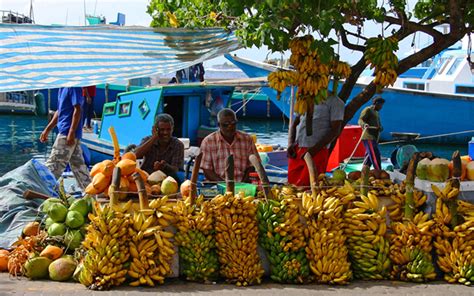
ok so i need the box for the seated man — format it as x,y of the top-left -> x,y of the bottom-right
134,114 -> 184,182
200,108 -> 258,182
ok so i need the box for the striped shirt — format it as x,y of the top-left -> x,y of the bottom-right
200,131 -> 258,182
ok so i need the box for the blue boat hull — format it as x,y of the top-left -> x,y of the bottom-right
225,54 -> 474,144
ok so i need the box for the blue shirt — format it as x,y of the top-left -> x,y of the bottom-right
57,87 -> 84,139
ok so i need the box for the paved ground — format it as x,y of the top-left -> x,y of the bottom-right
1,274 -> 473,296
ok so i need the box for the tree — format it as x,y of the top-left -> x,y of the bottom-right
147,0 -> 473,125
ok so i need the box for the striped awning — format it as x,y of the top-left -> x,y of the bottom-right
0,24 -> 242,92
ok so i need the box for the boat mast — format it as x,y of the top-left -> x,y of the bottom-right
29,0 -> 35,24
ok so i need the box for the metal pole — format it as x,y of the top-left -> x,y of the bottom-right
105,83 -> 109,103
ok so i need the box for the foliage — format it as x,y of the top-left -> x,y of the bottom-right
147,0 -> 473,122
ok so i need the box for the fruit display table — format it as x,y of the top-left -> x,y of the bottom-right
389,170 -> 474,213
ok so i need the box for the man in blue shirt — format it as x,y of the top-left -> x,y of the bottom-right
39,87 -> 91,190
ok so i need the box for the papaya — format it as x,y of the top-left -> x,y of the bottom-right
116,159 -> 136,176
0,250 -> 9,272
40,245 -> 63,260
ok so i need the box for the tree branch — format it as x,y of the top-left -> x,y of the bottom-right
340,29 -> 366,52
338,57 -> 367,102
449,0 -> 461,35
385,16 -> 444,40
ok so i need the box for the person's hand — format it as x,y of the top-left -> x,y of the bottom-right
153,160 -> 166,171
287,143 -> 297,159
39,130 -> 49,143
66,133 -> 75,146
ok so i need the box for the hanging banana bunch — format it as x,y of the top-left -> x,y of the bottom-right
302,176 -> 355,284
212,192 -> 264,286
388,158 -> 436,282
257,185 -> 310,283
79,168 -> 131,290
128,173 -> 175,287
388,183 -> 428,222
174,195 -> 219,282
432,151 -> 474,286
344,192 -> 391,280
364,36 -> 399,90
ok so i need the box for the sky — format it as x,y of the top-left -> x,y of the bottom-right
1,0 -> 435,67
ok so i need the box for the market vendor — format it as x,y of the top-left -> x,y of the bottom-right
358,96 -> 385,171
134,113 -> 184,181
200,108 -> 258,182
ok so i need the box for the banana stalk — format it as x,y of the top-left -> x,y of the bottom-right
404,158 -> 416,221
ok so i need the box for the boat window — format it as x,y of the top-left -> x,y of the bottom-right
437,57 -> 452,74
403,82 -> 425,91
455,85 -> 474,94
446,58 -> 463,75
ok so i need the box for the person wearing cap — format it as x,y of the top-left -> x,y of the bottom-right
358,96 -> 385,170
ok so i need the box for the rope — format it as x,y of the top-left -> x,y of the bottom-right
380,129 -> 474,146
233,88 -> 263,113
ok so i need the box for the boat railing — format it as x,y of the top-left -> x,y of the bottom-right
0,91 -> 35,105
0,10 -> 33,24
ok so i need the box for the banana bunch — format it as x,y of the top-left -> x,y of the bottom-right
128,196 -> 175,287
388,183 -> 427,222
212,192 -> 264,286
344,193 -> 391,280
301,184 -> 355,284
432,182 -> 474,285
364,36 -> 399,88
389,212 -> 436,282
331,60 -> 352,79
79,201 -> 131,290
257,186 -> 309,283
173,195 -> 219,282
268,70 -> 295,94
289,35 -> 314,57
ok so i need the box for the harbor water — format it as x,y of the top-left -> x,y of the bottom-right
0,115 -> 468,176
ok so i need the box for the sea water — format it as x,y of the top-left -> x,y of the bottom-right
0,115 -> 468,176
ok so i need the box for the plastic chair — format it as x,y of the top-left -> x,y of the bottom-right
109,13 -> 125,26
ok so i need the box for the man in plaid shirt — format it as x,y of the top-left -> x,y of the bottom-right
200,108 -> 258,182
135,113 -> 184,182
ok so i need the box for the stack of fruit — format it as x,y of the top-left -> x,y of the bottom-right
389,159 -> 436,282
344,192 -> 391,280
23,245 -> 77,282
363,36 -> 399,90
257,186 -> 309,283
212,192 -> 264,286
42,196 -> 93,251
302,183 -> 354,284
128,196 -> 175,286
79,200 -> 131,290
432,171 -> 474,285
174,195 -> 219,282
388,183 -> 427,222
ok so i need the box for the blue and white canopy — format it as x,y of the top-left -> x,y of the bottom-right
0,24 -> 241,92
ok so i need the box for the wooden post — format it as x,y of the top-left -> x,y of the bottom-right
249,154 -> 272,199
190,153 -> 203,204
448,150 -> 461,228
361,165 -> 370,196
133,171 -> 149,210
225,155 -> 235,195
304,152 -> 318,197
404,158 -> 416,221
109,167 -> 121,207
288,86 -> 295,136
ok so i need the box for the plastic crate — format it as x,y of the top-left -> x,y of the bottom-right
217,182 -> 257,197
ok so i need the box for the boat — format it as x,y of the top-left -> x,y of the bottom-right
224,35 -> 474,144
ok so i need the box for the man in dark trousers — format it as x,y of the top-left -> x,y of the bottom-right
39,87 -> 91,190
358,96 -> 385,171
82,85 -> 96,130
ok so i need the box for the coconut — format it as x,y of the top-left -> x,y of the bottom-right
68,199 -> 89,217
48,257 -> 77,281
22,221 -> 40,237
48,203 -> 68,223
48,223 -> 66,236
467,161 -> 474,181
65,211 -> 85,229
161,176 -> 179,195
180,180 -> 192,197
64,230 -> 84,250
416,158 -> 431,180
45,217 -> 54,229
24,256 -> 52,279
148,170 -> 167,185
41,198 -> 63,214
427,158 -> 450,182
347,171 -> 361,181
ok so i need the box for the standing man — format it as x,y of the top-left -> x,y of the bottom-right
287,95 -> 345,186
134,114 -> 184,182
200,108 -> 258,182
358,96 -> 385,170
82,85 -> 96,130
39,87 -> 91,190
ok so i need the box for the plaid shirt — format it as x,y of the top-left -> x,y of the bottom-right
200,131 -> 258,182
139,136 -> 184,175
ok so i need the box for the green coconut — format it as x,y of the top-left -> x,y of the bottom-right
24,256 -> 52,280
64,230 -> 84,250
48,203 -> 68,223
65,211 -> 85,229
41,198 -> 62,214
415,158 -> 431,180
427,158 -> 450,182
48,223 -> 66,236
44,217 -> 54,229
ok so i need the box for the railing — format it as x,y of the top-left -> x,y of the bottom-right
0,91 -> 35,105
0,10 -> 34,24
